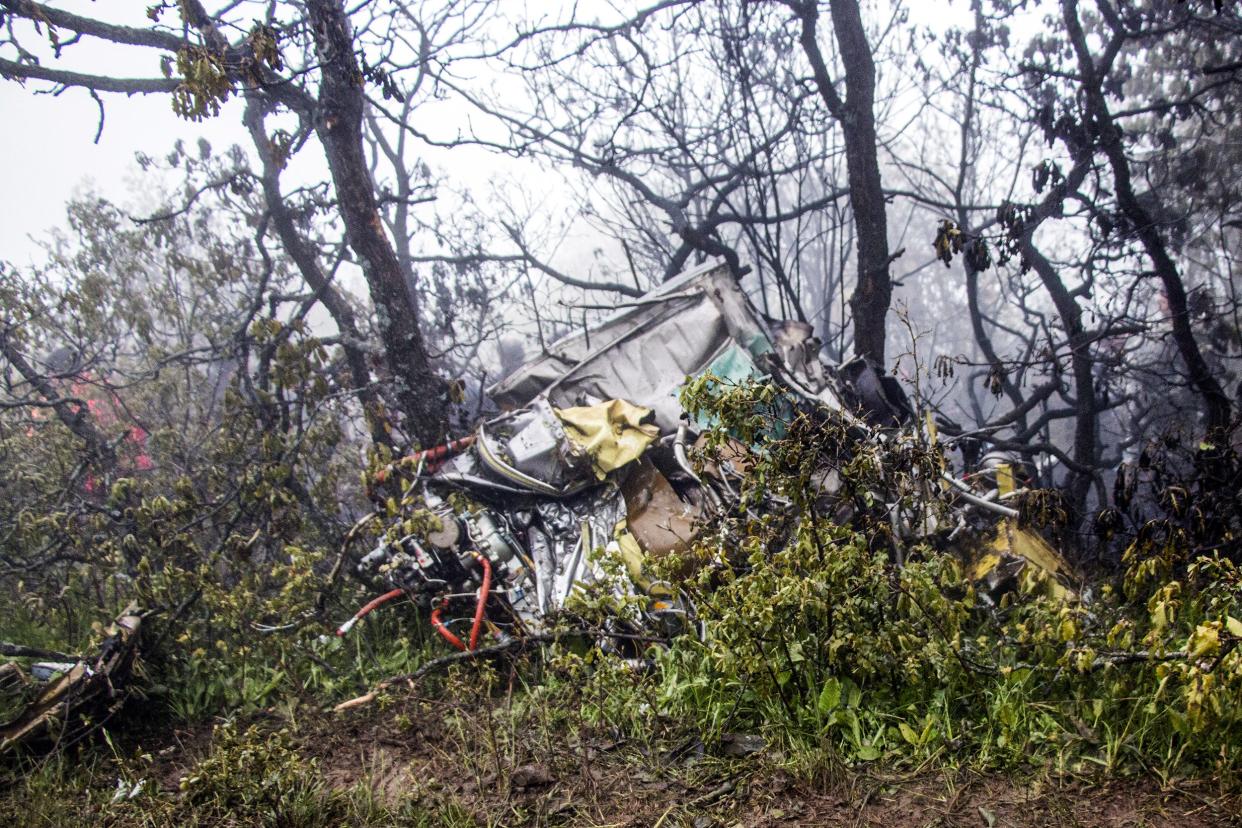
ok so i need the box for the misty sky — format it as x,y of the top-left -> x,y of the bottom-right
0,1 -> 976,272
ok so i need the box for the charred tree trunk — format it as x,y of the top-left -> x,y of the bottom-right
790,0 -> 892,365
306,0 -> 448,446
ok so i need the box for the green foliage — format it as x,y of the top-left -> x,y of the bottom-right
171,721 -> 329,826
600,377 -> 1242,779
0,720 -> 473,828
169,24 -> 283,122
0,756 -> 108,828
2,191 -> 1239,808
0,194 -> 390,728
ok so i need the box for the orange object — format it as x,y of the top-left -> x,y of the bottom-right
431,598 -> 467,651
468,552 -> 492,650
368,435 -> 477,495
430,552 -> 492,651
407,435 -> 477,473
336,588 -> 405,636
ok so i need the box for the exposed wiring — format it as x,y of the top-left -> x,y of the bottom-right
435,472 -> 541,496
431,598 -> 467,651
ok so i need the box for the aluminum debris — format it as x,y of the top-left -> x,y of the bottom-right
340,261 -> 1075,655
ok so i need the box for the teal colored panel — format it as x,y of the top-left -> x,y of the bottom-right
684,344 -> 789,440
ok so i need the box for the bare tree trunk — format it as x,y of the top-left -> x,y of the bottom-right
1062,0 -> 1231,433
243,98 -> 392,449
306,0 -> 448,446
1021,240 -> 1096,516
789,0 -> 892,365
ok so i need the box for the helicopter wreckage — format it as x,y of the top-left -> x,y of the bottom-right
337,261 -> 1074,659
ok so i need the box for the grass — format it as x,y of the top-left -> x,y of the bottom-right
3,693 -> 1234,828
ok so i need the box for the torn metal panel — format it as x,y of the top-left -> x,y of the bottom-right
490,262 -> 775,433
533,484 -> 631,614
351,262 -> 919,646
436,398 -> 661,499
966,519 -> 1076,604
471,397 -> 595,496
621,457 -> 700,558
344,258 -> 1073,661
490,260 -> 895,434
770,320 -> 828,391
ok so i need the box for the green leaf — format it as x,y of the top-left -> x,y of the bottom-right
842,677 -> 862,709
898,721 -> 921,746
1168,709 -> 1190,737
855,744 -> 881,761
817,677 -> 842,715
834,709 -> 862,744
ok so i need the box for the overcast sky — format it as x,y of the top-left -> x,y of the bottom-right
0,30 -> 576,275
1,86 -> 251,266
0,0 -> 561,270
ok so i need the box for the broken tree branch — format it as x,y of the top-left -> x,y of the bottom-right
333,632 -> 563,712
0,642 -> 81,661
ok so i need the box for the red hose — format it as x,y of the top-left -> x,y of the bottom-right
413,435 -> 477,472
339,553 -> 491,650
336,588 -> 404,636
468,552 -> 492,650
373,435 -> 478,485
430,552 -> 492,652
431,598 -> 467,651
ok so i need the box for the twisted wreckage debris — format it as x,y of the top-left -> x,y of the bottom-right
339,260 -> 1075,657
0,606 -> 143,751
0,262 -> 1072,744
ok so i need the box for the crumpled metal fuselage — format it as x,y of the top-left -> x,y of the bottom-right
351,261 -> 1073,649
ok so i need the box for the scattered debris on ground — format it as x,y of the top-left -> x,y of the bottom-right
0,605 -> 143,752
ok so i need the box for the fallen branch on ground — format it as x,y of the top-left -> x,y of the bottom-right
0,642 -> 83,661
0,606 -> 143,752
332,632 -> 565,712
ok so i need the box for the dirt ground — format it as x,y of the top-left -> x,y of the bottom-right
134,691 -> 1239,828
